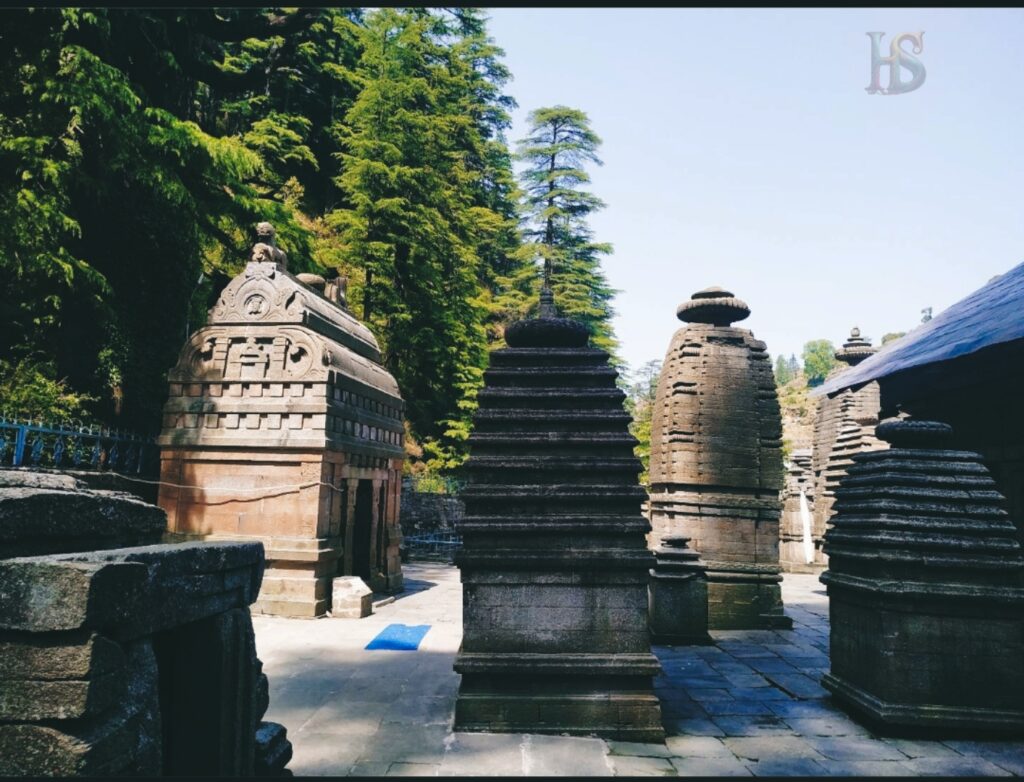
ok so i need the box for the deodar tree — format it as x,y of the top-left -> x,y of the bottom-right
515,105 -> 619,359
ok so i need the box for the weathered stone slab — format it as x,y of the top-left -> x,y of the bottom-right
0,484 -> 166,559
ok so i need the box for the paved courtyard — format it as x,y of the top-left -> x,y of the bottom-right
254,564 -> 1024,776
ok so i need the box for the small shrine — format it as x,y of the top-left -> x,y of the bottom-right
778,448 -> 817,572
822,418 -> 1024,733
157,223 -> 406,617
809,327 -> 884,562
453,287 -> 663,741
648,287 -> 789,629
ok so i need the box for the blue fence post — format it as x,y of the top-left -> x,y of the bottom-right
12,423 -> 27,467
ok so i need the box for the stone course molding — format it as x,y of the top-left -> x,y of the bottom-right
649,287 -> 790,630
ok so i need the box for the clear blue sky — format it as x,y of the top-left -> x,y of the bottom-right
485,8 -> 1024,376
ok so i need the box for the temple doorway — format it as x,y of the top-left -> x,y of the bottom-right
352,479 -> 375,581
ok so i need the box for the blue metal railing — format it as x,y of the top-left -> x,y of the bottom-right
401,531 -> 463,563
0,415 -> 159,476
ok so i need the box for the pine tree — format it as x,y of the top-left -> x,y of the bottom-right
774,354 -> 793,385
330,8 -> 516,470
515,105 -> 619,358
787,354 -> 800,378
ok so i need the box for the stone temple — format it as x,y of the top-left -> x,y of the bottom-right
453,290 -> 663,740
778,447 -> 817,572
809,327 -> 884,565
822,418 -> 1024,733
649,287 -> 789,629
158,223 -> 405,617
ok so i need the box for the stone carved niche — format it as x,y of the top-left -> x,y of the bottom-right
648,287 -> 790,630
158,223 -> 406,617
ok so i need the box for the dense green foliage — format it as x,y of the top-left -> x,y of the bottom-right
0,8 -> 623,474
881,331 -> 906,344
515,105 -> 618,358
623,359 -> 661,486
801,339 -> 837,387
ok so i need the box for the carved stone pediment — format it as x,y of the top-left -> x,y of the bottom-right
171,326 -> 331,384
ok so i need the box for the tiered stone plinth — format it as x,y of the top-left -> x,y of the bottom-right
649,288 -> 790,630
821,418 -> 1024,734
453,315 -> 664,741
158,225 -> 405,617
649,535 -> 712,645
779,448 -> 819,572
810,328 -> 884,565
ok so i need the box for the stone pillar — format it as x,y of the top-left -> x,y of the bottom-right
649,287 -> 790,630
821,418 -> 1024,734
453,310 -> 664,741
649,536 -> 711,645
779,448 -> 818,572
810,328 -> 885,564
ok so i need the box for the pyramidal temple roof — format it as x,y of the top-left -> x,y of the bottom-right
813,259 -> 1024,398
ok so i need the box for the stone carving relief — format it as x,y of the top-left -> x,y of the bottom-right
210,263 -> 304,324
173,328 -> 328,383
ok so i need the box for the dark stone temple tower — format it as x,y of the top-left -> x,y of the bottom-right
648,287 -> 790,629
822,418 -> 1024,733
453,289 -> 664,741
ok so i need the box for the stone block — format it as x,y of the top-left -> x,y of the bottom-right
0,481 -> 166,560
331,576 -> 373,618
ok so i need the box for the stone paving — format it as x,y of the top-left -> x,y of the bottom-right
254,565 -> 1024,776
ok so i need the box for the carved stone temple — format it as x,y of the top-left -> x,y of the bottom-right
821,418 -> 1024,733
158,223 -> 406,617
808,327 -> 884,566
453,290 -> 664,740
649,287 -> 790,630
778,448 -> 817,572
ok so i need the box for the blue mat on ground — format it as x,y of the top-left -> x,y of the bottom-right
365,624 -> 431,651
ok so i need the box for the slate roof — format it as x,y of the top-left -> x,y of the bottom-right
813,260 -> 1024,397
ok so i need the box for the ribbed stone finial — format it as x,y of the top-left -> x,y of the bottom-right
834,326 -> 877,366
504,286 -> 590,348
676,287 -> 751,326
875,417 -> 952,448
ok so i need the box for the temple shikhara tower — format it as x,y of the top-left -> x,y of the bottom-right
158,223 -> 405,618
809,327 -> 885,564
648,287 -> 789,629
453,288 -> 663,740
